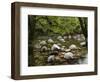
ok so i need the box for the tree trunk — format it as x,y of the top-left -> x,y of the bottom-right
28,15 -> 36,66
78,17 -> 88,47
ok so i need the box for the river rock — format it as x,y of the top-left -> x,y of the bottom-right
48,38 -> 54,43
77,34 -> 85,41
80,42 -> 86,46
51,44 -> 60,51
65,49 -> 71,52
59,38 -> 65,42
61,46 -> 66,51
40,40 -> 47,45
64,52 -> 74,59
69,44 -> 77,50
47,55 -> 55,63
63,36 -> 68,39
68,35 -> 72,39
57,36 -> 62,40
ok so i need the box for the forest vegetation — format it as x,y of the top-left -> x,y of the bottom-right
28,15 -> 88,66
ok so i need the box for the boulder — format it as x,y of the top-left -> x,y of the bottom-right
77,34 -> 85,41
69,44 -> 77,50
40,40 -> 47,45
57,36 -> 65,42
64,52 -> 74,59
51,44 -> 60,51
47,55 -> 55,63
48,38 -> 54,43
63,36 -> 68,39
57,36 -> 62,40
80,42 -> 86,46
59,38 -> 65,42
61,46 -> 66,51
68,35 -> 72,39
65,49 -> 71,52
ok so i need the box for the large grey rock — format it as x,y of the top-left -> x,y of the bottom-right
47,55 -> 55,62
65,49 -> 71,52
77,34 -> 85,41
48,38 -> 54,43
61,46 -> 66,51
64,52 -> 74,59
40,40 -> 47,45
57,36 -> 65,42
59,38 -> 65,42
51,44 -> 60,51
69,44 -> 77,50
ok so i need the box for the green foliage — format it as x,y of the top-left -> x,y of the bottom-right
29,15 -> 87,37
